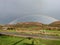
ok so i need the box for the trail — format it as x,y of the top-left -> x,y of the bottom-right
0,32 -> 60,40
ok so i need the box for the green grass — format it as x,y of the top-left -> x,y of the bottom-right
0,35 -> 23,45
0,35 -> 60,45
46,30 -> 60,36
39,39 -> 60,45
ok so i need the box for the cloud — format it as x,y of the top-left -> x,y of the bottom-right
0,0 -> 60,24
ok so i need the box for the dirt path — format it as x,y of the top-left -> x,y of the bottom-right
0,32 -> 60,40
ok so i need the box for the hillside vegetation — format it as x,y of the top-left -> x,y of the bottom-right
1,21 -> 60,30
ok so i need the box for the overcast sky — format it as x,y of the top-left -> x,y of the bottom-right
0,0 -> 60,24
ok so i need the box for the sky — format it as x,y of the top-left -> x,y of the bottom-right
0,0 -> 60,24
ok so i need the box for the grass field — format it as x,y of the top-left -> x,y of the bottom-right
0,35 -> 60,45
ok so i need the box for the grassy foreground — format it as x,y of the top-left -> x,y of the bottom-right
0,35 -> 60,45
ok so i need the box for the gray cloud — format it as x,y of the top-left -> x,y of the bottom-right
0,0 -> 60,24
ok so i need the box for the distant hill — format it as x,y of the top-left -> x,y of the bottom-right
15,22 -> 43,28
49,21 -> 60,27
2,21 -> 60,30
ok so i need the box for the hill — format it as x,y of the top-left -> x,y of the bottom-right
15,22 -> 43,28
49,21 -> 60,27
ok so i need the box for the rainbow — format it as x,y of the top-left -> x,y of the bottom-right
9,15 -> 59,24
